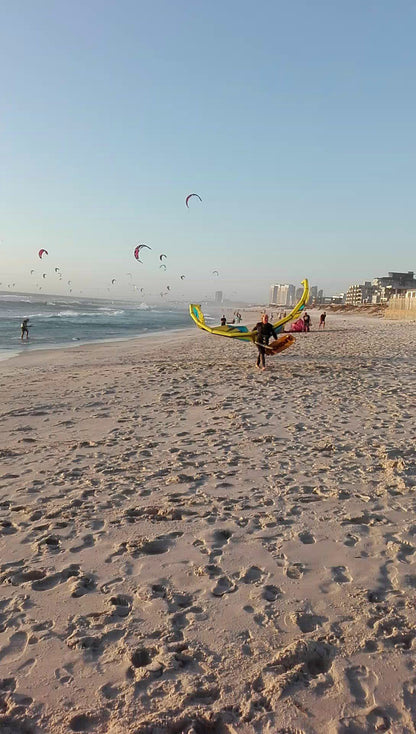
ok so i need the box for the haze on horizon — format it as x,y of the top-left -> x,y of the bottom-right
1,1 -> 415,303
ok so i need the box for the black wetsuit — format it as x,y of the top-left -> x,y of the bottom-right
21,320 -> 29,339
255,321 -> 278,367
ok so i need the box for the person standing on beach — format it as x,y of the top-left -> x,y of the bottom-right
303,312 -> 311,332
319,311 -> 327,329
254,314 -> 278,371
220,315 -> 227,326
21,318 -> 30,340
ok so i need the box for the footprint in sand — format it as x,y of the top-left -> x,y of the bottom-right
55,664 -> 74,685
130,646 -> 156,668
338,708 -> 391,734
167,592 -> 194,612
108,594 -> 132,617
294,612 -> 327,633
397,542 -> 416,564
32,564 -> 80,591
100,577 -> 124,595
403,677 -> 416,719
69,533 -> 95,553
298,530 -> 316,544
71,574 -> 96,598
262,585 -> 283,602
212,576 -> 237,597
240,566 -> 264,584
332,566 -> 352,583
69,711 -> 109,732
346,664 -> 378,707
0,630 -> 28,663
210,528 -> 233,548
285,563 -> 304,580
344,533 -> 360,547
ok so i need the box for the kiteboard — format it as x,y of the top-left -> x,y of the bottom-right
255,334 -> 296,355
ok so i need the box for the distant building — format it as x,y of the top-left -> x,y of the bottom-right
330,293 -> 345,304
371,271 -> 416,303
280,284 -> 295,307
317,289 -> 324,303
214,291 -> 223,303
346,281 -> 372,305
269,285 -> 279,305
295,286 -> 304,301
346,271 -> 416,305
269,283 -> 295,307
308,285 -> 318,305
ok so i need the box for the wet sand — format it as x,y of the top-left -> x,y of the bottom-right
0,313 -> 415,733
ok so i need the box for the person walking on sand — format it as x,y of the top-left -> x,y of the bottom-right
319,311 -> 327,329
220,314 -> 227,326
254,314 -> 278,371
303,312 -> 311,332
21,318 -> 30,340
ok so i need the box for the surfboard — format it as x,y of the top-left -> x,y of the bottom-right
254,334 -> 296,355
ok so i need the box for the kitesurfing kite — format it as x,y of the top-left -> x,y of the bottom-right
111,278 -> 116,285
185,193 -> 202,208
134,244 -> 151,262
30,270 -> 35,275
189,279 -> 310,353
180,275 -> 185,280
166,285 -> 171,291
55,267 -> 60,273
212,270 -> 219,276
159,254 -> 167,261
38,249 -> 48,259
42,273 -> 47,279
159,264 -> 167,271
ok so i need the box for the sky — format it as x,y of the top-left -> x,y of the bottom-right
1,0 -> 415,302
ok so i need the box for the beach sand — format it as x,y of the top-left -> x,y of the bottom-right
0,313 -> 415,733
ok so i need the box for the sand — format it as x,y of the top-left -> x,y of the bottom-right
0,313 -> 415,734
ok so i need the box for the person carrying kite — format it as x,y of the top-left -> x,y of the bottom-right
254,314 -> 278,371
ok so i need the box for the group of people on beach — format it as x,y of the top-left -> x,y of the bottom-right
301,310 -> 326,332
220,311 -> 242,326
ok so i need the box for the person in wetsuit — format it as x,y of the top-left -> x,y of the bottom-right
254,314 -> 278,370
21,318 -> 30,340
220,315 -> 227,326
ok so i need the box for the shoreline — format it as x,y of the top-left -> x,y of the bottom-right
0,326 -> 196,365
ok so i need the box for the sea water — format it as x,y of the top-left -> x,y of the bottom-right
0,293 -> 192,360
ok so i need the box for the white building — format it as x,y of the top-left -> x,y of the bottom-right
269,285 -> 279,305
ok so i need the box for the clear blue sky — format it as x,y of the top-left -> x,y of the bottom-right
1,0 -> 415,301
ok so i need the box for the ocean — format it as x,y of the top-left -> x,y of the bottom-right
0,292 -> 194,360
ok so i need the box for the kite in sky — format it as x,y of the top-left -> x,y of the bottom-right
38,249 -> 48,259
185,193 -> 202,208
134,244 -> 151,262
